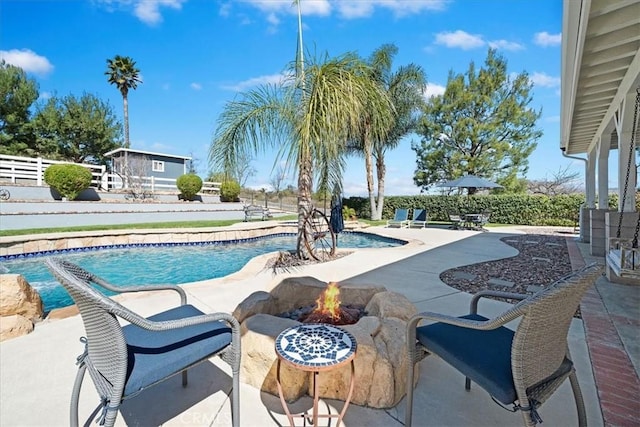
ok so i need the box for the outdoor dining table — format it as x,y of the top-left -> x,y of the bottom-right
463,214 -> 483,229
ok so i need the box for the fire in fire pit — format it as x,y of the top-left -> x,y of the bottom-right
279,282 -> 365,325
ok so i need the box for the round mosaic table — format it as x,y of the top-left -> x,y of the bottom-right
274,323 -> 357,427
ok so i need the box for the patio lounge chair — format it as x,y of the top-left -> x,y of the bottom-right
387,208 -> 409,228
405,263 -> 602,427
45,258 -> 241,427
409,209 -> 428,228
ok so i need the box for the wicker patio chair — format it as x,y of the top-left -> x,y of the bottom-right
45,258 -> 241,427
406,263 -> 602,427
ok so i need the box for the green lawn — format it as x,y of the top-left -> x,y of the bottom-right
0,215 -> 298,237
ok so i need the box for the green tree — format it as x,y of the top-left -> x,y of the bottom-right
0,60 -> 39,156
210,53 -> 393,257
413,49 -> 541,194
350,44 -> 427,219
32,92 -> 122,164
105,55 -> 141,148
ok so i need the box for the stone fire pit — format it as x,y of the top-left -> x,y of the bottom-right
233,276 -> 417,408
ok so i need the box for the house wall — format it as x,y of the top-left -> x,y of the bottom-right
148,154 -> 186,180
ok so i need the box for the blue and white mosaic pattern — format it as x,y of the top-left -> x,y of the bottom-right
275,324 -> 356,368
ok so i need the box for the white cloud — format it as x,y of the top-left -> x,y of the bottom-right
424,83 -> 446,98
98,0 -> 185,25
243,0 -> 330,16
0,49 -> 54,75
38,91 -> 52,101
241,0 -> 447,23
534,31 -> 561,47
221,73 -> 289,91
434,30 -> 484,50
266,12 -> 280,26
530,71 -> 560,88
488,39 -> 524,51
219,2 -> 231,17
134,0 -> 185,25
190,82 -> 202,90
545,115 -> 560,123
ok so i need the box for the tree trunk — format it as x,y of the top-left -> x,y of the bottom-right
297,150 -> 313,258
123,94 -> 130,148
374,153 -> 386,220
363,128 -> 377,220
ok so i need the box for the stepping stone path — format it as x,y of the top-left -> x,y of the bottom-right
488,278 -> 515,288
452,271 -> 477,281
527,285 -> 544,293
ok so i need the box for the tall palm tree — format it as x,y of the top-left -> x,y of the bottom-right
351,44 -> 427,220
105,55 -> 141,148
209,53 -> 393,258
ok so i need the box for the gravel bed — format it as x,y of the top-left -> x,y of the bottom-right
440,229 -> 575,300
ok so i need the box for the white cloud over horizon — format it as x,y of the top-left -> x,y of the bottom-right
424,83 -> 446,98
0,49 -> 54,75
434,30 -> 484,50
534,31 -> 561,47
434,30 -> 524,52
530,71 -> 560,88
221,73 -> 290,91
237,0 -> 448,25
98,0 -> 185,25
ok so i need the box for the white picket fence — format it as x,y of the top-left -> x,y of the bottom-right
0,154 -> 220,193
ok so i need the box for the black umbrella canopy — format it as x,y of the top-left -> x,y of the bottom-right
438,175 -> 502,190
329,196 -> 344,234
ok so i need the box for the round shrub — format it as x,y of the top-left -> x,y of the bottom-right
176,173 -> 203,201
220,180 -> 241,202
43,164 -> 92,201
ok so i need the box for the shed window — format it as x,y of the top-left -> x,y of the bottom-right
152,160 -> 165,172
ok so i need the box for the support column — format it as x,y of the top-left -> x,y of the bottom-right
586,148 -> 597,208
614,92 -> 638,212
597,133 -> 611,209
590,208 -> 614,256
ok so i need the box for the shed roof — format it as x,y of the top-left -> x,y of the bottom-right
104,148 -> 192,161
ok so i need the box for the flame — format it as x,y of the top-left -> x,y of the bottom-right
314,282 -> 342,320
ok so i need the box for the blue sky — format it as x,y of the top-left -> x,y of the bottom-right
1,0 -> 584,196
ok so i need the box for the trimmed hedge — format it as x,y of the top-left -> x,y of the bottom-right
220,180 -> 241,202
176,173 -> 203,201
344,193 -> 640,226
43,164 -> 92,201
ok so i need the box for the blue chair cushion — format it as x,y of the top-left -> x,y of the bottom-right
123,304 -> 232,397
416,314 -> 516,404
416,314 -> 573,405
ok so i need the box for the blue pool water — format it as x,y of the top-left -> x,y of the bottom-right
0,232 -> 404,312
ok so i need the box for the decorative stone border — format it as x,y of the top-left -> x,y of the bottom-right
0,224 -> 298,259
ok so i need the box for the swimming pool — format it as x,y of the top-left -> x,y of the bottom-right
1,232 -> 405,312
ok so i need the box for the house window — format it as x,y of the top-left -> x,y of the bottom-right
152,160 -> 165,172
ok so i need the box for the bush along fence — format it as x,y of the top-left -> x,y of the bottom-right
343,193 -> 639,227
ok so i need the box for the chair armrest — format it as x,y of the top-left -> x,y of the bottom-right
407,311 -> 512,332
118,308 -> 240,333
470,290 -> 528,314
92,276 -> 188,305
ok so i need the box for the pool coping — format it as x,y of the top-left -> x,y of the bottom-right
2,221 -> 419,320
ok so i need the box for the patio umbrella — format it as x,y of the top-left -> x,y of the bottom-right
329,195 -> 344,234
437,174 -> 502,194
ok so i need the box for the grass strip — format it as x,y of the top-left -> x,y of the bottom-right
0,216 -> 298,237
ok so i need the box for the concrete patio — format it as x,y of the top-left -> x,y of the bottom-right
1,224 -> 637,426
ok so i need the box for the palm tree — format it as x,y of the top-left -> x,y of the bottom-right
209,53 -> 393,258
350,44 -> 427,220
105,55 -> 142,148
